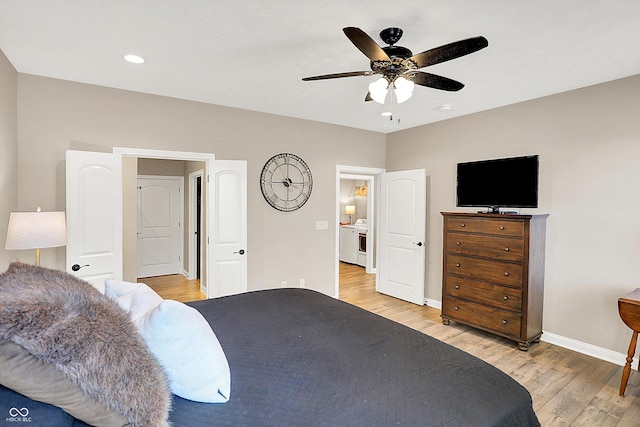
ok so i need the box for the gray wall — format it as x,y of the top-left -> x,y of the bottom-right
4,54 -> 640,358
9,73 -> 386,297
340,179 -> 368,224
387,74 -> 640,356
0,50 -> 17,270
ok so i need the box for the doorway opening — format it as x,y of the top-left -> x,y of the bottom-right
114,147 -> 214,297
335,165 -> 385,299
189,170 -> 204,282
196,176 -> 202,279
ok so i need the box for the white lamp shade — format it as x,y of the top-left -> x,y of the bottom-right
368,78 -> 389,104
394,77 -> 415,104
345,205 -> 356,215
5,211 -> 67,250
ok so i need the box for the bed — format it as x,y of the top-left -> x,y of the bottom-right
1,281 -> 540,426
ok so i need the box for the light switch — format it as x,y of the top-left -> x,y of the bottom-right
315,220 -> 329,230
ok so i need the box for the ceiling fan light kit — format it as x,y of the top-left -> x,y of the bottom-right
368,77 -> 389,103
368,76 -> 415,104
302,26 -> 488,108
393,76 -> 415,103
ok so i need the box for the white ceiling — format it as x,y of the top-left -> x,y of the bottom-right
1,0 -> 639,134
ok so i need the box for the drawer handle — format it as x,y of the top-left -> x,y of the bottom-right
504,247 -> 510,252
502,319 -> 507,324
504,271 -> 510,276
456,263 -> 461,267
460,223 -> 466,227
456,241 -> 461,246
454,306 -> 459,310
499,226 -> 505,230
455,285 -> 460,289
503,296 -> 509,300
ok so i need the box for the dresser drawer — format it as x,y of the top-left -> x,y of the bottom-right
443,296 -> 522,337
481,219 -> 524,237
446,254 -> 523,287
446,232 -> 523,262
445,217 -> 483,233
444,276 -> 522,311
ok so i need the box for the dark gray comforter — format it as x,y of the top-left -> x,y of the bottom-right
1,288 -> 540,426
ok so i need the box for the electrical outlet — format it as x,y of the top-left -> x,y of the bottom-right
281,281 -> 287,288
299,279 -> 305,288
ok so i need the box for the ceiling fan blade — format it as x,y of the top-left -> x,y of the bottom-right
302,70 -> 374,81
412,72 -> 465,91
343,27 -> 391,62
409,36 -> 488,69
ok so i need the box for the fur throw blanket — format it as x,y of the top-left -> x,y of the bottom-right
0,263 -> 171,426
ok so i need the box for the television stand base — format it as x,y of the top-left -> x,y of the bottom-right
479,207 -> 519,215
477,210 -> 519,215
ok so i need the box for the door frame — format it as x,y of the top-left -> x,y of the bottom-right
113,147 -> 214,292
335,165 -> 385,298
188,169 -> 204,281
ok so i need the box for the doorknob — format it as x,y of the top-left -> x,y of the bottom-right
71,264 -> 90,272
413,242 -> 424,247
233,249 -> 246,255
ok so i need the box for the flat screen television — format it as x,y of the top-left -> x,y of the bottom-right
456,155 -> 539,213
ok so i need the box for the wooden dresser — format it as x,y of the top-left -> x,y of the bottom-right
441,212 -> 548,350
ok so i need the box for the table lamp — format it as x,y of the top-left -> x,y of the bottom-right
345,205 -> 355,224
5,207 -> 67,266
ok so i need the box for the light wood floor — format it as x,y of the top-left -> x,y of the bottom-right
144,265 -> 640,426
142,274 -> 205,302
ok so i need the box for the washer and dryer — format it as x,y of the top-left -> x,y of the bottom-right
340,219 -> 367,267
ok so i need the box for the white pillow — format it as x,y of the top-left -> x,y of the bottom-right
104,279 -> 163,319
104,278 -> 147,298
104,278 -> 231,403
134,298 -> 231,403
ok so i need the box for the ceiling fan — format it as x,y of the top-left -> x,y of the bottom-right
302,27 -> 488,104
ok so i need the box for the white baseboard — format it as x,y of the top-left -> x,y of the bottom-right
426,299 -> 632,367
426,298 -> 441,310
541,331 -> 635,368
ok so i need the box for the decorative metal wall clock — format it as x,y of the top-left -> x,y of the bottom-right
260,153 -> 313,212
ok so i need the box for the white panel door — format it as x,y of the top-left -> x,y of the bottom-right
137,176 -> 183,278
66,150 -> 122,293
208,160 -> 247,297
377,169 -> 426,305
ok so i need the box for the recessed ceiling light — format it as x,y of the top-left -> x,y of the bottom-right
123,54 -> 145,64
438,104 -> 452,112
381,111 -> 392,117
